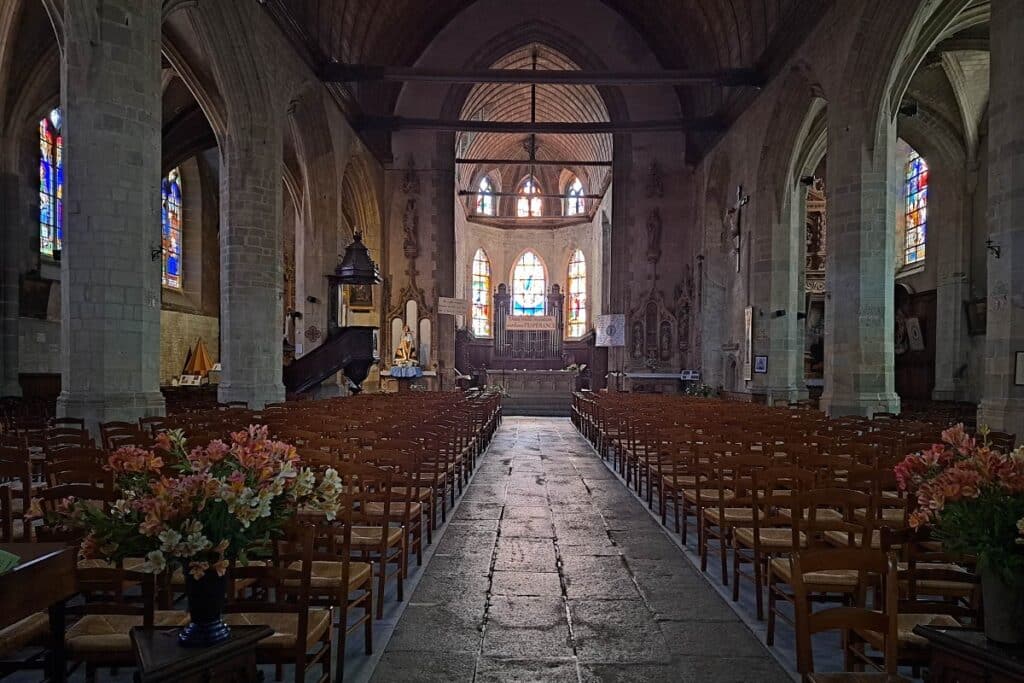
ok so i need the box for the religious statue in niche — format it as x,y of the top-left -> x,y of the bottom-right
394,325 -> 418,364
646,160 -> 664,199
631,321 -> 643,360
401,156 -> 420,195
659,320 -> 673,361
646,208 -> 662,265
402,198 -> 419,259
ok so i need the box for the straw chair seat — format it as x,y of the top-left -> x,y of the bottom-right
351,526 -> 403,547
824,529 -> 882,548
0,612 -> 49,656
733,527 -> 806,549
703,506 -> 754,525
683,488 -> 733,505
65,611 -> 189,654
856,613 -> 960,649
285,560 -> 372,591
225,608 -> 332,650
770,557 -> 860,589
364,501 -> 422,518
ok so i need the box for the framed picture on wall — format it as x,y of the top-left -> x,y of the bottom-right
754,355 -> 768,374
964,298 -> 987,336
1016,352 -> 1024,386
348,284 -> 373,310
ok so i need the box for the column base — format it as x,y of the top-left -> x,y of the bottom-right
977,398 -> 1024,438
57,390 -> 166,436
931,385 -> 964,402
820,391 -> 901,418
765,385 -> 809,406
217,381 -> 285,410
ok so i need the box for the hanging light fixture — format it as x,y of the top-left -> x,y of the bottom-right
333,230 -> 380,285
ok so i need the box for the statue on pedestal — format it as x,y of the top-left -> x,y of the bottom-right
394,325 -> 418,365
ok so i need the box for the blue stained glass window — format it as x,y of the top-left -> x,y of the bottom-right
904,151 -> 928,264
472,248 -> 491,336
566,177 -> 585,216
161,168 -> 183,288
567,249 -> 587,337
39,108 -> 63,257
476,176 -> 495,216
512,251 -> 546,316
516,178 -> 542,217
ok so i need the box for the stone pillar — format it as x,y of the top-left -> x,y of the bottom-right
0,165 -> 20,396
216,112 -> 286,409
820,108 -> 900,417
931,170 -> 970,401
763,187 -> 809,405
57,0 -> 165,428
978,0 -> 1024,436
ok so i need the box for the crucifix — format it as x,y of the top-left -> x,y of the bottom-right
728,185 -> 750,272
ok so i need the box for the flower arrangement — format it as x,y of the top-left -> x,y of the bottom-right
683,383 -> 717,398
44,425 -> 342,579
894,424 -> 1024,583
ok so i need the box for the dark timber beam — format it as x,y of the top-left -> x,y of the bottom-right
457,191 -> 605,199
456,157 -> 612,167
323,63 -> 763,87
357,116 -> 725,134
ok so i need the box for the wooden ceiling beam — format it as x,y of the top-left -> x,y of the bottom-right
457,191 -> 605,199
358,116 -> 724,134
323,63 -> 763,87
456,157 -> 612,167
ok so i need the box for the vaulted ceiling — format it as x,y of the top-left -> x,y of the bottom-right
263,0 -> 826,159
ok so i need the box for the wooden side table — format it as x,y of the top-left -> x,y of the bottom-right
131,625 -> 273,683
913,625 -> 1024,683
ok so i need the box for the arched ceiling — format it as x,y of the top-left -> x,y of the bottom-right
456,44 -> 611,193
263,0 -> 826,158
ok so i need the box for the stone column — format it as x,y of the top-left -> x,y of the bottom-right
978,0 -> 1024,436
216,112 -> 286,409
820,108 -> 900,417
931,170 -> 970,401
762,186 -> 809,405
57,0 -> 165,428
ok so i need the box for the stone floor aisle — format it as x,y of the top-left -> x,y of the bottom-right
370,417 -> 792,682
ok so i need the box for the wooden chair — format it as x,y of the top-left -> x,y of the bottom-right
765,488 -> 876,645
340,461 -> 407,618
64,567 -> 187,682
99,421 -> 150,450
226,518 -> 333,683
0,445 -> 34,541
792,548 -> 899,680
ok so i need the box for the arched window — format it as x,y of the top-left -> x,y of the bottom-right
516,178 -> 542,217
161,168 -> 183,289
39,107 -> 63,257
512,250 -> 546,316
565,177 -> 585,216
567,249 -> 587,337
476,176 -> 495,216
904,150 -> 928,265
471,248 -> 492,336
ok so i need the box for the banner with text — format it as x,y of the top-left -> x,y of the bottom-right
506,315 -> 557,331
437,297 -> 470,317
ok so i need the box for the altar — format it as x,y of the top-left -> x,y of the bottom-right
485,369 -> 577,416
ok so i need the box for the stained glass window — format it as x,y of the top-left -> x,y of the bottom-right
567,249 -> 587,337
512,251 -> 546,316
476,176 -> 495,216
472,248 -> 492,336
39,108 -> 63,257
566,177 -> 585,216
516,178 -> 542,217
161,168 -> 183,288
904,150 -> 928,265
